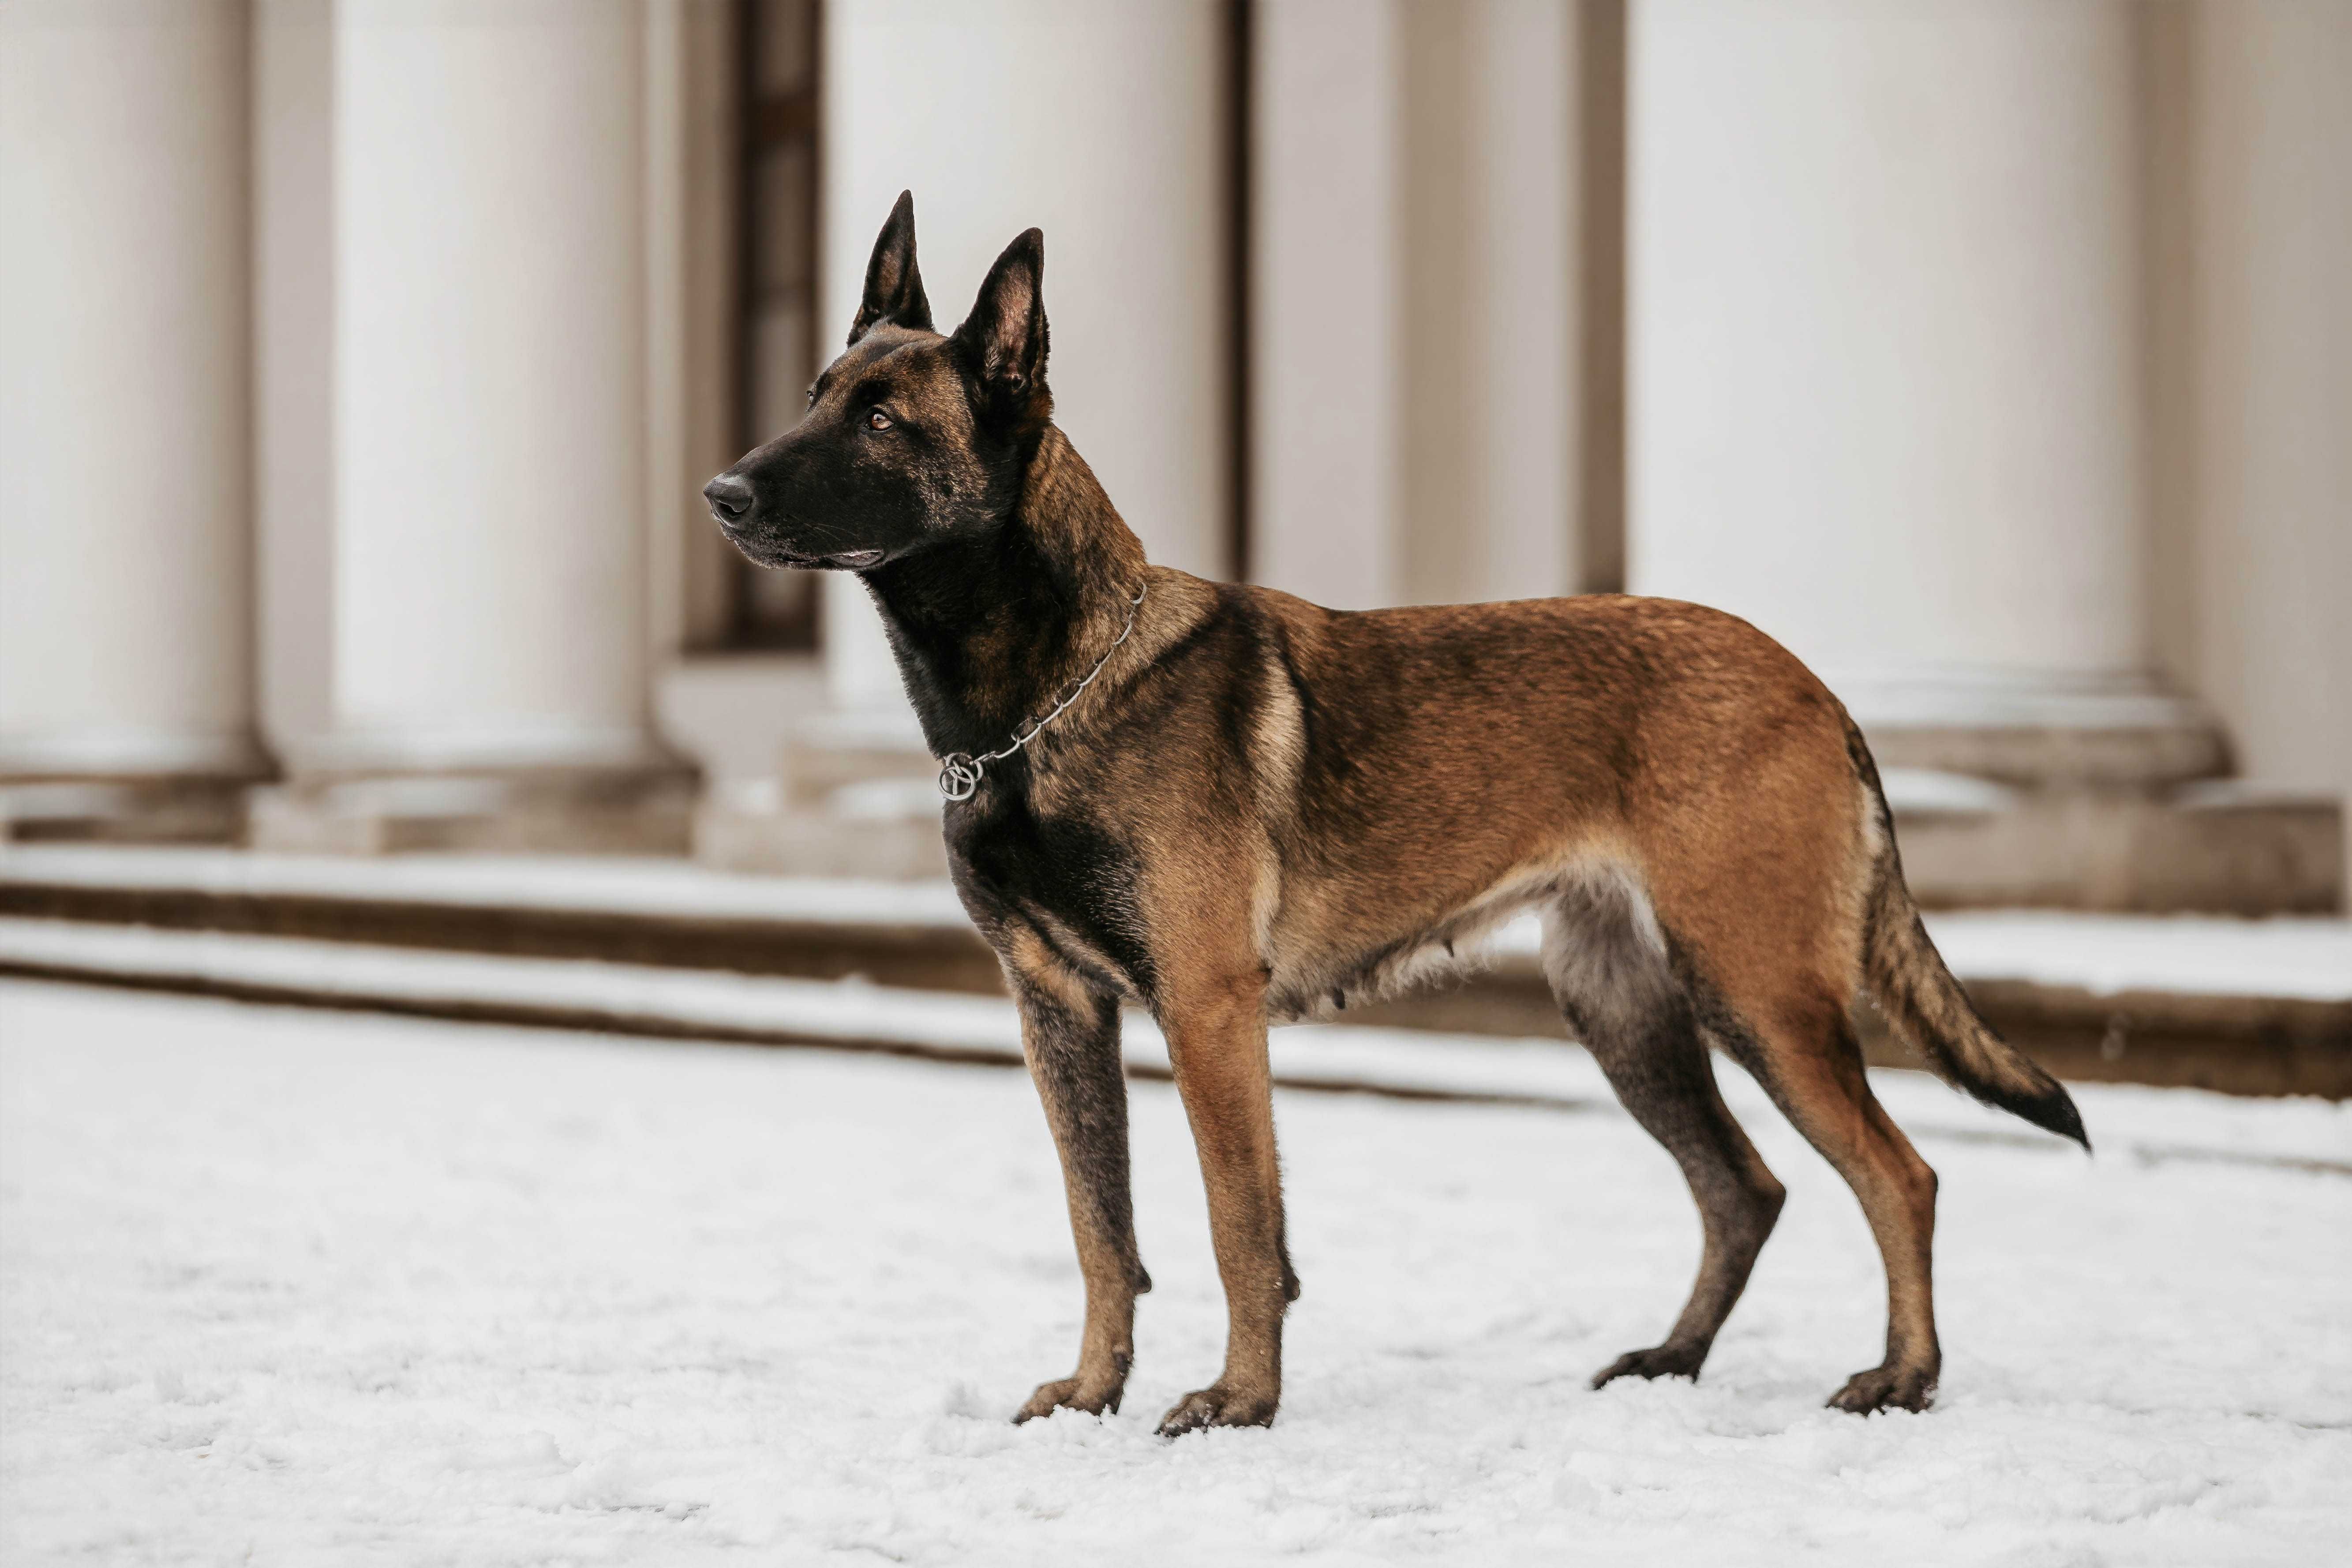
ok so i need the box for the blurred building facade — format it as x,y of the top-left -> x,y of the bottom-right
2,0 -> 2346,909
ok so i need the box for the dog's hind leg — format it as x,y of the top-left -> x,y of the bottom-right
1543,875 -> 1785,1388
1004,936 -> 1150,1423
1723,986 -> 1942,1413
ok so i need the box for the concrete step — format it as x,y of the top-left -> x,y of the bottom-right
1353,958 -> 2352,1099
0,848 -> 998,994
694,793 -> 949,880
1886,772 -> 2341,915
0,780 -> 247,845
694,713 -> 951,879
249,771 -> 696,857
11,914 -> 2345,1180
2,847 -> 2344,1097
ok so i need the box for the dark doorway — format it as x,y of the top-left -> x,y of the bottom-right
731,0 -> 823,648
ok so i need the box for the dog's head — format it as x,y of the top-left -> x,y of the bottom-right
704,192 -> 1051,572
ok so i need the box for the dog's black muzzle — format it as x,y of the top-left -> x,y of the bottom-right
702,472 -> 884,571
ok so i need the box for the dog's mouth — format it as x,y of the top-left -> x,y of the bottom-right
772,546 -> 885,571
716,519 -> 884,572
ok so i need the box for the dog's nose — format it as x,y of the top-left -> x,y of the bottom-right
703,473 -> 753,523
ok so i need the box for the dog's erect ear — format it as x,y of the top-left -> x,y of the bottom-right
952,228 -> 1049,416
849,191 -> 933,345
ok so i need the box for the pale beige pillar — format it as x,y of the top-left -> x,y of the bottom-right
1401,0 -> 1580,608
817,0 -> 1232,715
1253,0 -> 1405,611
1253,0 -> 1584,613
252,0 -> 337,769
311,0 -> 660,776
0,0 -> 262,787
2181,0 -> 2352,889
1628,0 -> 2189,736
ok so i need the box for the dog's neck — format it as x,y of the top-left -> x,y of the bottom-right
858,424 -> 1150,761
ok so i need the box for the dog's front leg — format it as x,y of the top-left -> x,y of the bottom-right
1008,966 -> 1150,1423
1157,967 -> 1292,1436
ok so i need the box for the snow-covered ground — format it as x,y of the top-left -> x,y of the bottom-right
3,981 -> 2347,1566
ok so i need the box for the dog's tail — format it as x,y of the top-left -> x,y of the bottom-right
1842,713 -> 2090,1150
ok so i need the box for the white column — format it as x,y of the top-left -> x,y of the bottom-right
1253,0 -> 1405,611
1629,0 -> 2171,729
253,0 -> 337,767
0,0 -> 261,780
311,0 -> 659,776
1400,0 -> 1579,607
818,0 -> 1231,714
1253,0 -> 1582,613
2183,0 -> 2352,886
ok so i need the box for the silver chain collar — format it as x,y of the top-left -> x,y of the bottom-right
936,583 -> 1147,802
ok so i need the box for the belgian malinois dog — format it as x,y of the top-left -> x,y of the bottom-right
705,193 -> 2088,1436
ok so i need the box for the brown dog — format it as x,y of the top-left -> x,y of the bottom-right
705,193 -> 2088,1436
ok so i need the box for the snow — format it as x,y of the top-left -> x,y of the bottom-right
1875,767 -> 2022,816
1487,909 -> 2352,1003
8,844 -> 2348,999
4,980 -> 2349,1564
0,915 -> 1028,1059
0,845 -> 973,928
1913,910 -> 2352,1002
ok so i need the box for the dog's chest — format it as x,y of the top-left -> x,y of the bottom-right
944,787 -> 1154,998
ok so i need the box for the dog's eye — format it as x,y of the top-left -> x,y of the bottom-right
866,409 -> 893,432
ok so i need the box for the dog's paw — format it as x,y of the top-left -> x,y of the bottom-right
1013,1376 -> 1124,1424
1156,1381 -> 1278,1437
1588,1343 -> 1707,1389
1826,1362 -> 1937,1415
